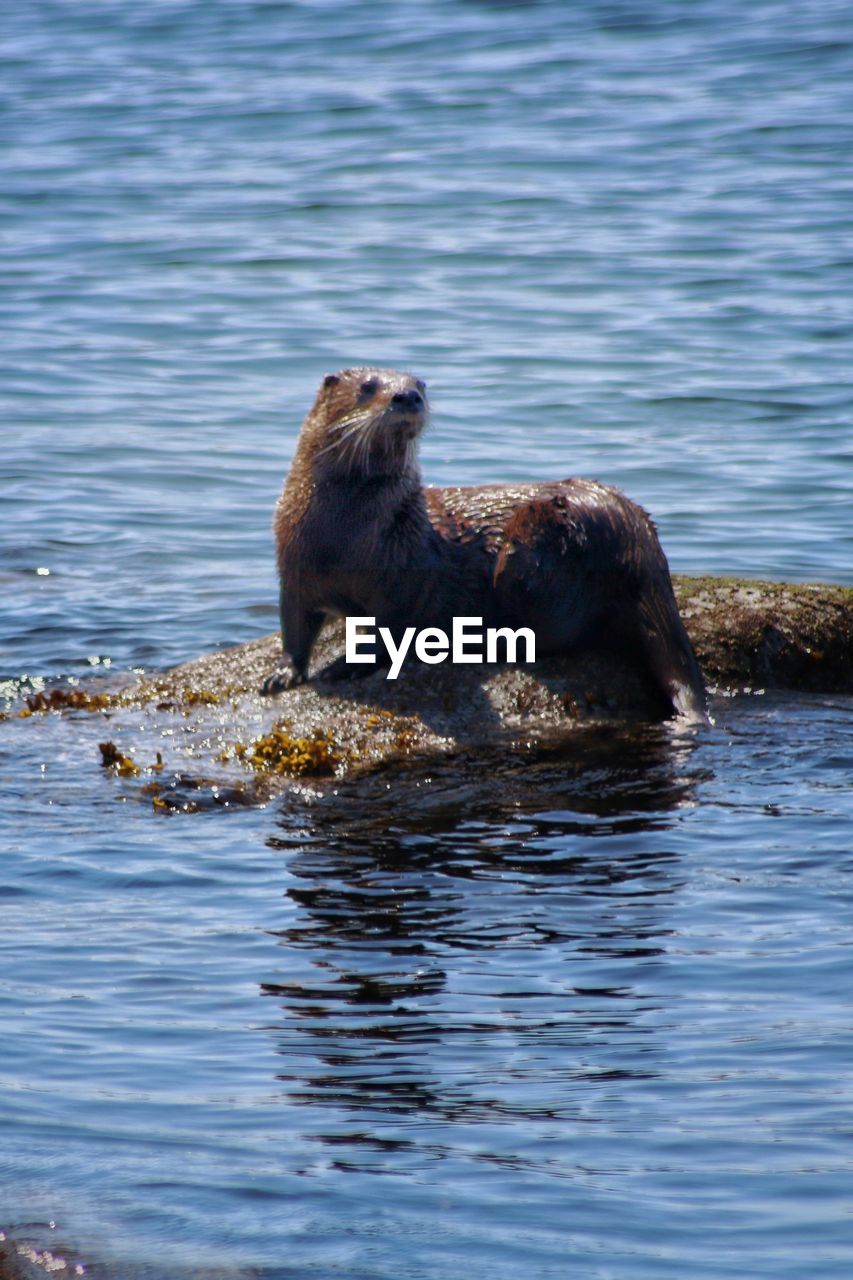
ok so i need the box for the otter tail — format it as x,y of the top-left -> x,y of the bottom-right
632,579 -> 709,726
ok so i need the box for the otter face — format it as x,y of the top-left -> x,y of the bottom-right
309,367 -> 428,478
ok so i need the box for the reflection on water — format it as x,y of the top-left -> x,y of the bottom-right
261,730 -> 704,1138
2,701 -> 853,1278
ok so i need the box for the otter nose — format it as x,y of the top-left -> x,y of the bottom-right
391,388 -> 424,411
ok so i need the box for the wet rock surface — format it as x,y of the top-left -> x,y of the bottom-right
5,577 -> 852,807
674,577 -> 853,694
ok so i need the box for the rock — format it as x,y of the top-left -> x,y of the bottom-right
8,577 -> 852,802
674,576 -> 853,694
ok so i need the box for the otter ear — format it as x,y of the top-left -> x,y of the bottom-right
322,373 -> 340,389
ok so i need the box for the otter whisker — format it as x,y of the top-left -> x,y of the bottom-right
356,408 -> 399,473
312,385 -> 427,478
332,406 -> 400,475
338,416 -> 375,471
314,410 -> 375,460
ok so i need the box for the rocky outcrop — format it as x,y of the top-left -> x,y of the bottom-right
7,578 -> 852,807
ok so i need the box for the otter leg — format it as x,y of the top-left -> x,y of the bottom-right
260,589 -> 324,695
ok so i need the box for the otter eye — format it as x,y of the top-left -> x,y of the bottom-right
415,379 -> 426,395
323,373 -> 340,389
359,377 -> 380,399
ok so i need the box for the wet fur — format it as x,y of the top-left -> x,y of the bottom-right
265,367 -> 708,724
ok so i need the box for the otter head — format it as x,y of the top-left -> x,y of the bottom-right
304,367 -> 429,480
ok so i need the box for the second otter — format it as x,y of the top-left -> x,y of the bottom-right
263,367 -> 708,724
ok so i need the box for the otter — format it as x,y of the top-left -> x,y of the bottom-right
262,367 -> 708,724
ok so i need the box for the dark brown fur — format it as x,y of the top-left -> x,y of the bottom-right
263,367 -> 708,723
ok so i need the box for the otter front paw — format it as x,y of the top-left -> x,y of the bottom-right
260,666 -> 306,696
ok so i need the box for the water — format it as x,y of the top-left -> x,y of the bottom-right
2,1 -> 852,1275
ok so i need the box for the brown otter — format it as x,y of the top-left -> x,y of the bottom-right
262,367 -> 708,724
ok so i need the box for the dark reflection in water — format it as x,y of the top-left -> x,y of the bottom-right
261,727 -> 707,1141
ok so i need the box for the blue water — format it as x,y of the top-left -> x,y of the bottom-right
2,1 -> 853,1276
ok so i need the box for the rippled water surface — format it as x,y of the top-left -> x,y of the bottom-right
2,1 -> 852,1276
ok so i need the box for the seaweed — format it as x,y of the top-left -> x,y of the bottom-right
242,724 -> 345,777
